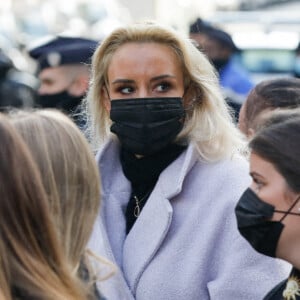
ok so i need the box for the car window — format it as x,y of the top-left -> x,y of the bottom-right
237,48 -> 295,73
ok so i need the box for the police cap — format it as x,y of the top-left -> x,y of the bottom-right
28,36 -> 98,71
189,18 -> 214,34
206,28 -> 239,52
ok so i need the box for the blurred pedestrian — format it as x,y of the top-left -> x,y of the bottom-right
189,18 -> 254,120
86,21 -> 289,300
28,36 -> 98,128
0,113 -> 89,300
235,109 -> 300,300
189,17 -> 213,51
9,109 -> 112,300
0,49 -> 38,112
238,77 -> 300,138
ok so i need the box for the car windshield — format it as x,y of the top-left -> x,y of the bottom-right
237,48 -> 295,73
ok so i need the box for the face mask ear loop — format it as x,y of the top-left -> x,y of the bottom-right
279,195 -> 300,222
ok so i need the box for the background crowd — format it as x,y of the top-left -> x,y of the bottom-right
1,3 -> 300,300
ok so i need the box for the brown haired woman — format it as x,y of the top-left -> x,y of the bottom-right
236,109 -> 300,299
0,113 -> 89,300
9,109 -> 112,299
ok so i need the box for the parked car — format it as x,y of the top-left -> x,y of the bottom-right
215,0 -> 293,11
232,30 -> 299,83
208,11 -> 300,83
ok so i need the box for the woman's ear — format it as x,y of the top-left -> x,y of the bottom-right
183,82 -> 201,109
247,128 -> 255,139
284,188 -> 300,207
102,87 -> 111,112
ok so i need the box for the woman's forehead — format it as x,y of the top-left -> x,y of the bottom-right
107,43 -> 183,80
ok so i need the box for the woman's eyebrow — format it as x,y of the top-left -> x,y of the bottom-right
112,79 -> 135,84
112,75 -> 176,85
150,74 -> 176,82
250,171 -> 264,179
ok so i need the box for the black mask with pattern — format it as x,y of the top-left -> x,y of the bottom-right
110,97 -> 185,156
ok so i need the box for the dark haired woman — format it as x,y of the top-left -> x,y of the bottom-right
236,109 -> 300,299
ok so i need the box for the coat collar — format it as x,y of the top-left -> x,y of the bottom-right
97,136 -> 199,199
97,138 -> 199,294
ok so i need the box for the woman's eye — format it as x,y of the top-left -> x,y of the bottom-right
253,178 -> 264,190
156,82 -> 171,92
118,86 -> 134,94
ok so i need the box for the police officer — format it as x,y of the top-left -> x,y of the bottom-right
28,36 -> 98,127
189,19 -> 254,121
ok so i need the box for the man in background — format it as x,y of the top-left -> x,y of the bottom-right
28,36 -> 98,127
189,18 -> 254,120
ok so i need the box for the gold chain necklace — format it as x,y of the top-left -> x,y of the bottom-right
133,190 -> 152,218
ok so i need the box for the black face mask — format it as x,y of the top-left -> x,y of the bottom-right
37,90 -> 83,112
110,97 -> 185,156
235,188 -> 300,258
211,58 -> 229,72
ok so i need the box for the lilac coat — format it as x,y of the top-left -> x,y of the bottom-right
88,138 -> 290,300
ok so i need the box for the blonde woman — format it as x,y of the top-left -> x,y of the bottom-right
0,113 -> 88,300
9,109 -> 108,299
86,22 -> 289,299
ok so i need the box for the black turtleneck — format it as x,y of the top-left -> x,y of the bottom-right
120,143 -> 187,234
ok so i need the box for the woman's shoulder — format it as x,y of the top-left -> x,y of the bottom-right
192,152 -> 249,181
174,148 -> 251,203
165,143 -> 250,191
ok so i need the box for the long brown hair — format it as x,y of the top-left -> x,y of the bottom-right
9,109 -> 101,270
9,108 -> 110,291
0,113 -> 88,299
243,77 -> 300,133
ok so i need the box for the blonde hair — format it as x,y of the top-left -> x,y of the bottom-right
9,109 -> 101,270
85,21 -> 245,161
0,244 -> 10,300
0,113 -> 88,300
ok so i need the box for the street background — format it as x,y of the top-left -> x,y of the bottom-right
0,0 -> 300,82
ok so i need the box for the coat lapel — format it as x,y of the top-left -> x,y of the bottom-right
122,143 -> 199,294
97,138 -> 199,296
122,187 -> 173,294
97,137 -> 131,267
88,216 -> 135,300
